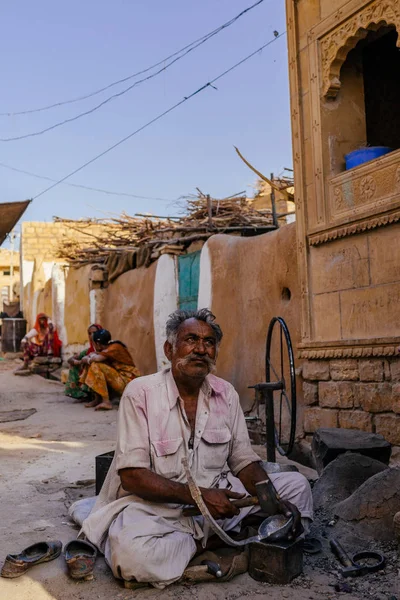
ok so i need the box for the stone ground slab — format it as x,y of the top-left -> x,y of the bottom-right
0,408 -> 37,422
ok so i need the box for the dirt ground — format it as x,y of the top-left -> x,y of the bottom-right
0,356 -> 399,600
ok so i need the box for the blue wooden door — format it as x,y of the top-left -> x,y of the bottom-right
178,251 -> 201,310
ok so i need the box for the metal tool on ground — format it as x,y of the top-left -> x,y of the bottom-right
330,538 -> 386,577
245,317 -> 297,463
182,457 -> 293,547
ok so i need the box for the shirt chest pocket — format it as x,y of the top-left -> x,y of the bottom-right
201,428 -> 232,471
151,437 -> 183,480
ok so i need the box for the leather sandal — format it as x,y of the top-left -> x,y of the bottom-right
1,540 -> 62,578
64,539 -> 97,581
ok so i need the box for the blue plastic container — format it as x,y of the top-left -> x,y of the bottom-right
345,146 -> 392,170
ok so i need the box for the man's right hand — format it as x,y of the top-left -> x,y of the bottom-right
200,488 -> 245,519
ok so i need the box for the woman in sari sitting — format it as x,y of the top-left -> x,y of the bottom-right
64,323 -> 102,400
18,313 -> 62,371
80,329 -> 140,411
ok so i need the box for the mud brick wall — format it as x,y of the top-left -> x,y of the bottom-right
302,359 -> 400,446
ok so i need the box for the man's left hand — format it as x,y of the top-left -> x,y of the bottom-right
277,499 -> 303,539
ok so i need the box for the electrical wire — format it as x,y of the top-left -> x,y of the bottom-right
32,33 -> 285,201
0,0 -> 265,121
0,160 -> 173,201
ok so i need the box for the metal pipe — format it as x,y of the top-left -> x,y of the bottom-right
265,389 -> 276,463
270,172 -> 278,228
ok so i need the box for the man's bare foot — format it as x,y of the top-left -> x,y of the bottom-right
16,363 -> 29,371
95,401 -> 113,411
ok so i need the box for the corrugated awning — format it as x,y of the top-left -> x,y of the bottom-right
0,200 -> 31,246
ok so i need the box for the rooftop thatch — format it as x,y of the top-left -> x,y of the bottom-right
56,192 -> 275,267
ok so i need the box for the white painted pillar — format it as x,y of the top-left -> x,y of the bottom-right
52,264 -> 68,346
153,254 -> 178,371
197,241 -> 212,310
89,288 -> 106,326
31,289 -> 40,327
20,259 -> 34,312
42,261 -> 54,284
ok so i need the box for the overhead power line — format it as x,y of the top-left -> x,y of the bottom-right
32,33 -> 285,201
0,160 -> 173,201
0,0 -> 265,125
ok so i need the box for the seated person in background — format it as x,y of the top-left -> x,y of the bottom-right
81,309 -> 313,588
65,323 -> 102,401
80,329 -> 140,411
18,313 -> 62,371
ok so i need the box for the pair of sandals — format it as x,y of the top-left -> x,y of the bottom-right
1,539 -> 97,581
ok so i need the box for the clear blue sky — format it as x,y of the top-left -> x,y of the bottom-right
0,0 -> 291,225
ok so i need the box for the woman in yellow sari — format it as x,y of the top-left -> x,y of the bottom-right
80,329 -> 140,410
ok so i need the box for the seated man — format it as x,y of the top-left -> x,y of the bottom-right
82,309 -> 313,588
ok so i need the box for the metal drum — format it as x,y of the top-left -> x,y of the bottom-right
1,318 -> 27,353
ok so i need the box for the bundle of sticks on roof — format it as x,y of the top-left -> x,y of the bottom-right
55,192 -> 274,266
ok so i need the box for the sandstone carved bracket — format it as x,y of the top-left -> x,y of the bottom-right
308,209 -> 400,246
298,345 -> 399,360
321,0 -> 400,99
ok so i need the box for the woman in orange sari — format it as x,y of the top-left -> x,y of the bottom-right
18,313 -> 62,371
80,329 -> 140,411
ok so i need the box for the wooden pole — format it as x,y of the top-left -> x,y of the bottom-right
9,230 -> 15,302
207,195 -> 214,230
270,172 -> 278,228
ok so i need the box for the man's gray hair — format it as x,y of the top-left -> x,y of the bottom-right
166,308 -> 223,346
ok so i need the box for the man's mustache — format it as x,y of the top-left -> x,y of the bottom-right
176,352 -> 216,373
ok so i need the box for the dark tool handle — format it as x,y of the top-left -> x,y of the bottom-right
330,538 -> 353,568
201,560 -> 222,578
182,495 -> 259,517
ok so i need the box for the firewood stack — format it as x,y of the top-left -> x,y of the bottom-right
55,192 -> 275,267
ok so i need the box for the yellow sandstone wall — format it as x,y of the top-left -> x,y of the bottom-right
0,249 -> 20,306
21,221 -> 108,264
287,0 -> 400,443
21,222 -> 69,264
102,263 -> 158,376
